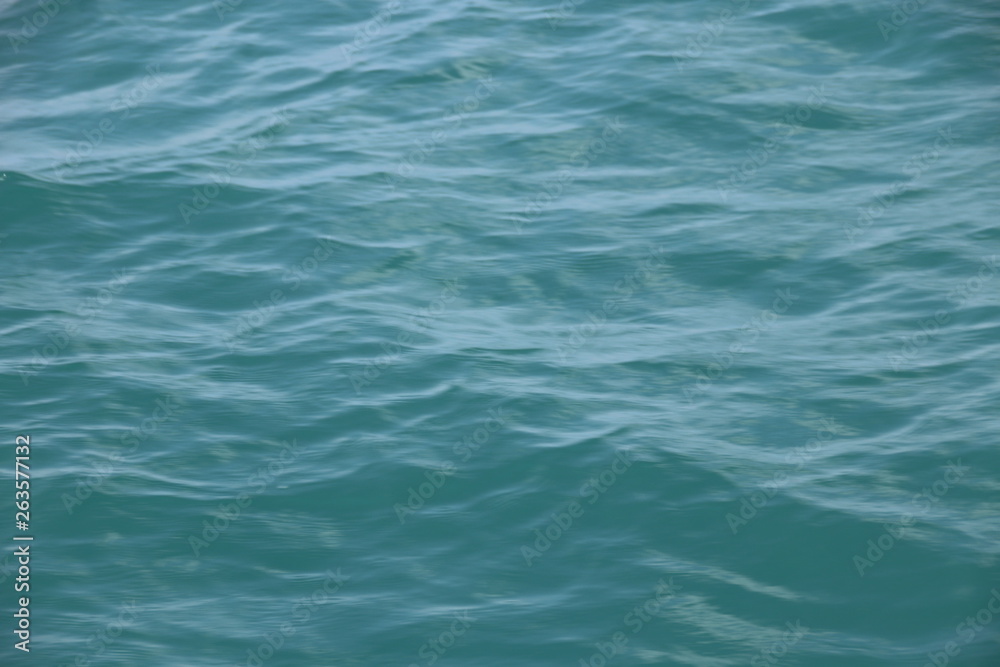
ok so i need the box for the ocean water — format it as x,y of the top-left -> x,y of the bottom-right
1,0 -> 999,665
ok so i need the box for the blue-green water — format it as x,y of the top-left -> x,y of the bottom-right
2,1 -> 999,665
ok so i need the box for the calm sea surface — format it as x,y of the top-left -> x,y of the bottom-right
1,0 -> 999,665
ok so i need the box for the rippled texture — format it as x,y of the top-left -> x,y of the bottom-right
2,0 -> 999,665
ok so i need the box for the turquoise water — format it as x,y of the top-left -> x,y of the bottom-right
2,0 -> 999,665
